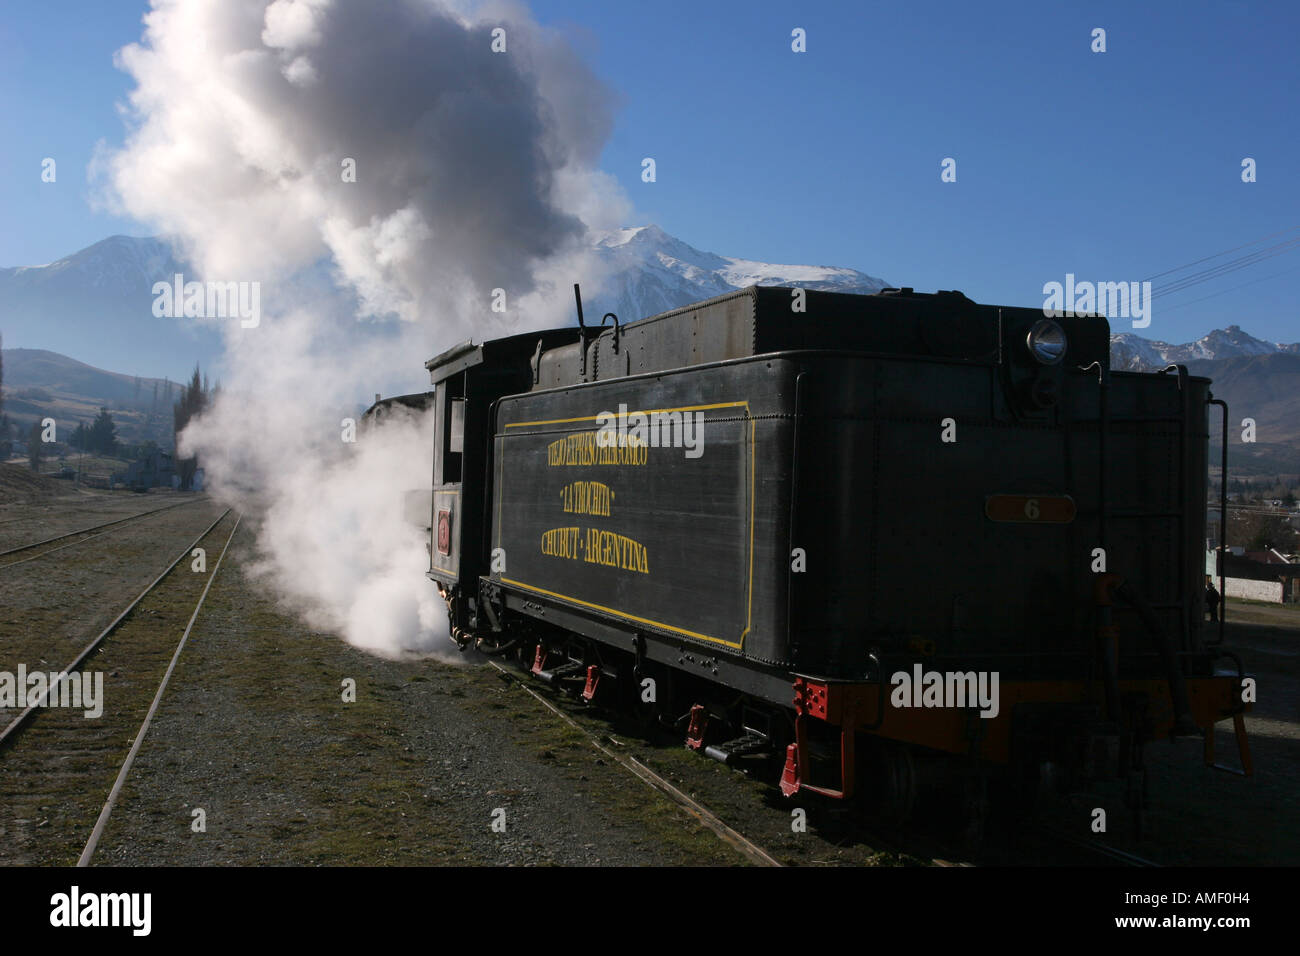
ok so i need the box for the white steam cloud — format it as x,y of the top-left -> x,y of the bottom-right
100,0 -> 630,656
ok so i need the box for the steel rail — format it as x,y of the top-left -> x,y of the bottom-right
0,508 -> 232,748
1035,825 -> 1159,867
488,660 -> 783,867
0,497 -> 207,563
78,514 -> 243,866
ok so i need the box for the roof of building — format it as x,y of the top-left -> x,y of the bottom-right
1244,548 -> 1289,565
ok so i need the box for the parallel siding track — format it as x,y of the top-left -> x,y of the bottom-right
0,510 -> 241,866
0,498 -> 207,569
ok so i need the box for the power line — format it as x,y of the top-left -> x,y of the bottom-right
1156,263 -> 1300,314
1152,236 -> 1300,299
1155,237 -> 1300,296
1142,225 -> 1300,282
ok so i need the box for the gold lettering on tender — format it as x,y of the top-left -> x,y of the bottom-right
583,528 -> 650,574
540,526 -> 582,559
547,430 -> 647,466
561,481 -> 614,516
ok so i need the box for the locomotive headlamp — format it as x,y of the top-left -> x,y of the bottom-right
1026,319 -> 1066,365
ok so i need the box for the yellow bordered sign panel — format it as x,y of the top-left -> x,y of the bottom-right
985,493 -> 1076,524
493,401 -> 756,650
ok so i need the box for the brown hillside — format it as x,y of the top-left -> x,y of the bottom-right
0,463 -> 64,502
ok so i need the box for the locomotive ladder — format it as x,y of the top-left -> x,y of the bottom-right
1073,364 -> 1197,724
1087,366 -> 1249,773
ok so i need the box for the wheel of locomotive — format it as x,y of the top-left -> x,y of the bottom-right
887,744 -> 917,825
621,659 -> 659,732
961,769 -> 990,855
629,660 -> 676,736
761,723 -> 793,787
1124,765 -> 1151,839
989,754 -> 1044,831
860,740 -> 917,828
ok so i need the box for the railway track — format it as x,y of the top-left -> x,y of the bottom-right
0,493 -> 134,528
846,807 -> 1158,867
0,497 -> 207,568
486,660 -> 1168,868
835,800 -> 1162,867
489,658 -> 991,867
1031,825 -> 1159,867
486,660 -> 783,867
0,509 -> 242,866
0,497 -> 230,674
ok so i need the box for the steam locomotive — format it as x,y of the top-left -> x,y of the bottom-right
372,284 -> 1251,825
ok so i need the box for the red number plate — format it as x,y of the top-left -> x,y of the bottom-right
985,494 -> 1076,524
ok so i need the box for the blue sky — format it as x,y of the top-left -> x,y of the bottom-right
2,0 -> 1297,345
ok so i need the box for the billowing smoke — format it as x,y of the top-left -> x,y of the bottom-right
100,0 -> 629,656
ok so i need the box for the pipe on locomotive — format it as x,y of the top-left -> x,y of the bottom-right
1208,396 -> 1229,647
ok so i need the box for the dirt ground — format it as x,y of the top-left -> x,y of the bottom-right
0,484 -> 196,551
1,511 -> 752,866
0,508 -> 238,865
1,492 -> 1294,866
0,494 -> 224,672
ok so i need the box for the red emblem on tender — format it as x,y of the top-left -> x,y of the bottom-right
436,509 -> 452,555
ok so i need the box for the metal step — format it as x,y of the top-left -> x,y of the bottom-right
703,732 -> 770,765
535,660 -> 586,686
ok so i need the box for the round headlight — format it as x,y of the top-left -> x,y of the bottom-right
1026,319 -> 1067,365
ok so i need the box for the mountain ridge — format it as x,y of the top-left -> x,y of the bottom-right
3,229 -> 1297,470
1,347 -> 184,449
1111,325 -> 1300,371
6,229 -> 1293,374
591,224 -> 891,321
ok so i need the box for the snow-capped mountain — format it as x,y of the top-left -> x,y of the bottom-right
592,224 -> 890,321
0,235 -> 218,380
1107,334 -> 1168,371
2,235 -> 185,296
0,227 -> 891,379
1110,326 -> 1300,372
4,227 -> 1295,383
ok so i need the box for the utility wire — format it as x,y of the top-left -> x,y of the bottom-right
1156,263 -> 1300,314
1152,237 -> 1300,299
1142,225 -> 1300,282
